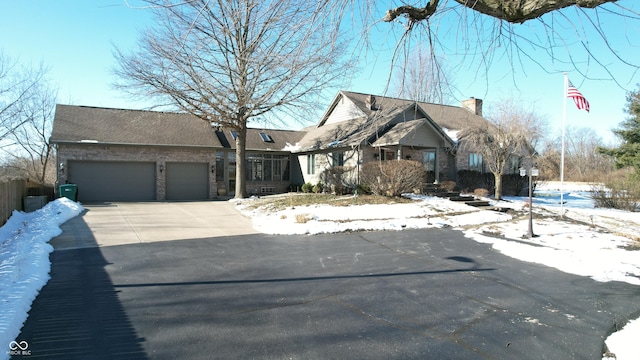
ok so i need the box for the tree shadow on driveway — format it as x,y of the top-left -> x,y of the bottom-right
14,214 -> 148,360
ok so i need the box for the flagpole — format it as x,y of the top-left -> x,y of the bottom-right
561,73 -> 568,217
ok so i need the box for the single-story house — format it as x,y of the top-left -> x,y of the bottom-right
51,105 -> 303,201
50,91 -> 496,202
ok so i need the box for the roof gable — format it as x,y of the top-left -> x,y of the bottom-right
297,91 -> 466,152
372,119 -> 449,148
317,92 -> 366,127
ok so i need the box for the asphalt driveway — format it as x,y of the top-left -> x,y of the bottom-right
16,203 -> 640,359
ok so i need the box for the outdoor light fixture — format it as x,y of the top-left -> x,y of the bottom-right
211,165 -> 215,174
159,164 -> 164,173
520,165 -> 539,238
59,162 -> 65,174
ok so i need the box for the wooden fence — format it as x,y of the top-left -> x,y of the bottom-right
1,179 -> 26,226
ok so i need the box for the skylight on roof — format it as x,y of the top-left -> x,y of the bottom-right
259,132 -> 273,142
230,130 -> 238,140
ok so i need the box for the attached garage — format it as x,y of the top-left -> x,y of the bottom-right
52,105 -> 305,200
165,162 -> 209,200
68,161 -> 156,202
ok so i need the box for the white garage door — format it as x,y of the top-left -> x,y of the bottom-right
67,161 -> 156,202
165,162 -> 209,200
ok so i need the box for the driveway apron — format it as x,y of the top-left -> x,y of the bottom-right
50,201 -> 258,250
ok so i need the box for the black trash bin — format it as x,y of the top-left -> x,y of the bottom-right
59,184 -> 78,201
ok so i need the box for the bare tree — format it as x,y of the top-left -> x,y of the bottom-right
391,44 -> 455,104
6,82 -> 58,185
0,52 -> 57,185
366,1 -> 640,90
0,52 -> 49,145
114,0 -> 354,198
459,99 -> 545,199
537,140 -> 562,180
562,126 -> 614,181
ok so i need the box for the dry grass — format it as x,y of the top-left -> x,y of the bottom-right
295,213 -> 313,223
246,193 -> 413,212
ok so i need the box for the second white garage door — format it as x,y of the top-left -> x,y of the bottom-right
165,162 -> 209,200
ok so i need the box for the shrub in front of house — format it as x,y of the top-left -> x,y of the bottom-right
474,188 -> 490,198
360,160 -> 427,197
502,173 -> 529,196
321,166 -> 356,195
439,180 -> 457,192
456,171 -> 529,197
301,182 -> 314,193
456,170 -> 493,193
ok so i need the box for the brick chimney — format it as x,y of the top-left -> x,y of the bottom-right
462,97 -> 483,116
365,95 -> 377,110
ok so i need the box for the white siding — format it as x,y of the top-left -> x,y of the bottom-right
323,96 -> 365,125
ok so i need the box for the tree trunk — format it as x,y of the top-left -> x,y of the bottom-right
493,171 -> 503,200
235,125 -> 248,199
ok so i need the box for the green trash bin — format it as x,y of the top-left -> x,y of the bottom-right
59,184 -> 78,201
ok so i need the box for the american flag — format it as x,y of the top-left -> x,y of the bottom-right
567,80 -> 590,112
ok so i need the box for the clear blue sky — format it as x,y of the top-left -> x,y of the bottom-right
2,0 -> 639,145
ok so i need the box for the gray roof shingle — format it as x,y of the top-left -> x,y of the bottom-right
51,104 -> 222,147
51,104 -> 305,151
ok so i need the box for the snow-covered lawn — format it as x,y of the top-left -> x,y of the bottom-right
0,182 -> 637,359
234,181 -> 640,360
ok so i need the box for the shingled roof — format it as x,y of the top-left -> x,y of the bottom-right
297,91 -> 483,152
51,105 -> 222,147
340,91 -> 488,131
214,127 -> 306,152
51,104 -> 305,151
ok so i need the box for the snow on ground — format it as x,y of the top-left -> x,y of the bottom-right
0,198 -> 83,360
234,181 -> 640,360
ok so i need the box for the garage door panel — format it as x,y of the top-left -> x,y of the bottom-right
166,162 -> 209,200
68,161 -> 156,202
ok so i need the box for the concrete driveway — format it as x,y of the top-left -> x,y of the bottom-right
51,201 -> 258,250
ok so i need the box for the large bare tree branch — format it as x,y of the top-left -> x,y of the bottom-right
373,0 -> 639,91
383,0 -> 617,24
